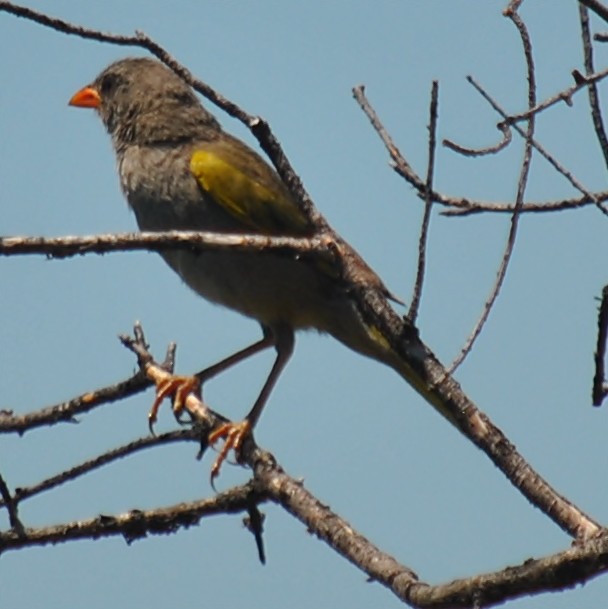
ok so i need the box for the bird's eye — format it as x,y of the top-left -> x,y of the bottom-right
99,73 -> 119,95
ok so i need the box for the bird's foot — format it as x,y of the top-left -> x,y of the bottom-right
148,374 -> 201,432
208,419 -> 252,483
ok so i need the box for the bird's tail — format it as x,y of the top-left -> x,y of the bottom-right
326,295 -> 458,426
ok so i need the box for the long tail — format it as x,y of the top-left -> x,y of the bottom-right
326,293 -> 460,426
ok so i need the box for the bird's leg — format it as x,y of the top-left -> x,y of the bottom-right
209,326 -> 295,481
148,330 -> 274,431
195,331 -> 275,387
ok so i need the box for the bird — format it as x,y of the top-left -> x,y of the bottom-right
69,57 -> 412,478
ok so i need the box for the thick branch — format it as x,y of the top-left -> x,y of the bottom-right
580,0 -> 608,24
261,461 -> 608,608
0,231 -> 333,261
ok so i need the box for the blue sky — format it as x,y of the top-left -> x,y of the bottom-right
2,2 -> 608,608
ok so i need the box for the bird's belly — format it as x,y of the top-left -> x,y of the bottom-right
166,249 -> 335,330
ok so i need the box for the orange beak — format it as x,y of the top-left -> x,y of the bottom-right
69,86 -> 101,108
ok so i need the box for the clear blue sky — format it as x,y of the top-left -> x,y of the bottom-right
2,2 -> 608,608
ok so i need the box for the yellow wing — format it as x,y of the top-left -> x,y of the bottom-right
190,141 -> 311,236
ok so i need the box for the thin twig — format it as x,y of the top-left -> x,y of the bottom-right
592,285 -> 608,405
443,121 -> 512,156
352,85 -> 426,192
469,74 -> 608,215
448,5 -> 535,374
244,503 -> 266,565
0,371 -> 149,434
579,4 -> 608,169
352,81 -> 608,219
128,322 -> 604,540
0,474 -> 24,534
3,431 -> 198,507
505,64 -> 608,124
408,81 -> 439,323
441,190 -> 608,216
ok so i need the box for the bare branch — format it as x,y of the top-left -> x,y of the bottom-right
469,75 -> 608,215
408,81 -> 439,323
592,285 -> 608,405
353,73 -> 608,219
352,84 -> 426,193
444,121 -> 512,156
0,231 -> 334,262
505,64 -> 608,124
0,371 -> 149,434
4,431 -> 198,507
579,4 -> 608,169
0,474 -> 24,535
0,482 -> 266,554
580,0 -> 608,23
448,6 -> 536,373
0,0 -> 601,543
441,190 -> 608,216
264,464 -> 608,607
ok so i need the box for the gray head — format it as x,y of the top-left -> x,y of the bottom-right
70,57 -> 220,150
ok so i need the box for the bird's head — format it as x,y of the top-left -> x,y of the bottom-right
69,57 -> 220,150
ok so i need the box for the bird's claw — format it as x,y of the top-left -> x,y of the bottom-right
147,374 -> 253,486
208,419 -> 252,485
148,374 -> 201,433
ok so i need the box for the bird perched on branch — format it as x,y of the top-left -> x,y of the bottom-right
69,57 -> 417,478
